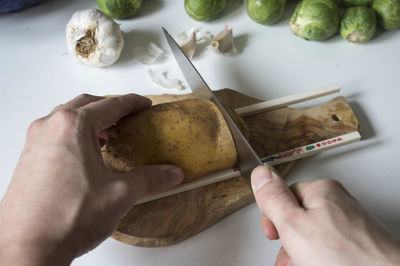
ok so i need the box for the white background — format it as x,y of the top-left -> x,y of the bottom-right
1,0 -> 400,265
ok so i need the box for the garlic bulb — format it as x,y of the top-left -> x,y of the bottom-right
66,8 -> 124,67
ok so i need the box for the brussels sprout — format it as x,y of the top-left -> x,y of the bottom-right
343,0 -> 373,6
340,7 -> 376,42
97,0 -> 142,19
289,0 -> 340,41
372,0 -> 400,30
246,0 -> 287,25
184,0 -> 226,21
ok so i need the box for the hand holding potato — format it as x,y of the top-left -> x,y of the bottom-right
0,94 -> 183,265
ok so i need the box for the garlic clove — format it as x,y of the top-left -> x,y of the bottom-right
210,25 -> 236,55
180,31 -> 197,59
148,69 -> 184,90
66,8 -> 124,67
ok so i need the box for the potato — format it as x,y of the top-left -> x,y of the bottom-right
102,98 -> 240,183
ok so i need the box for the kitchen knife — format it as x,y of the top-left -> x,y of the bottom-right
162,27 -> 266,190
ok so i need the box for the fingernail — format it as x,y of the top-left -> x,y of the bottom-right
162,167 -> 184,189
251,166 -> 274,191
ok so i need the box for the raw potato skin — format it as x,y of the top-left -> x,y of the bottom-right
102,98 -> 238,183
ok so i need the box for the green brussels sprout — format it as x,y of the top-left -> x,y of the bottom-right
342,0 -> 373,7
97,0 -> 142,19
372,0 -> 400,30
184,0 -> 226,21
289,0 -> 340,41
246,0 -> 287,25
340,7 -> 376,42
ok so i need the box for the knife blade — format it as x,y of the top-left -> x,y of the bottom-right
162,27 -> 264,190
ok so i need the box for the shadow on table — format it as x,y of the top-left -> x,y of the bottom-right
214,0 -> 245,22
349,101 -> 376,140
135,0 -> 164,19
223,64 -> 274,101
234,33 -> 249,55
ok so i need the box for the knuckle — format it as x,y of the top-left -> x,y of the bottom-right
26,118 -> 45,138
110,180 -> 130,200
28,118 -> 43,131
76,108 -> 90,121
51,109 -> 79,126
48,109 -> 80,138
76,93 -> 93,101
307,179 -> 347,207
51,104 -> 64,113
108,96 -> 123,106
314,178 -> 343,192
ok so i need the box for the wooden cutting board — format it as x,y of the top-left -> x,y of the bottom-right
111,89 -> 360,247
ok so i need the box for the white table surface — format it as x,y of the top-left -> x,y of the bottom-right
1,0 -> 400,265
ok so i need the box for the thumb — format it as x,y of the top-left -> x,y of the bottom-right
251,166 -> 301,228
274,247 -> 294,266
118,165 -> 184,201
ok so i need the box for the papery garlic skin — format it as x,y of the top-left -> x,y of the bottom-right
148,69 -> 184,90
178,27 -> 213,59
178,27 -> 213,42
133,43 -> 165,65
66,9 -> 124,67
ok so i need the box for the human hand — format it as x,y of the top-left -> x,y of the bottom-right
251,166 -> 400,266
0,94 -> 184,266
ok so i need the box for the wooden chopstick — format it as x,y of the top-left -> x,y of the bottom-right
235,84 -> 341,117
135,131 -> 361,205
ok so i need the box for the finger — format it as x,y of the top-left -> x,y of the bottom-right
114,165 -> 184,202
289,181 -> 310,206
290,179 -> 354,210
261,214 -> 279,240
99,129 -> 109,140
251,166 -> 301,228
274,247 -> 293,266
81,94 -> 152,131
50,94 -> 104,114
98,129 -> 110,147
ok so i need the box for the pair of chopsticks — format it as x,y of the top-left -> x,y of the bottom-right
135,84 -> 361,205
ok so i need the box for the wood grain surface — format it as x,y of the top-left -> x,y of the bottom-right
111,89 -> 360,247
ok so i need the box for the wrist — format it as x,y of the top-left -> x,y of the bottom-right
0,232 -> 75,266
